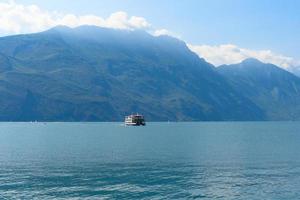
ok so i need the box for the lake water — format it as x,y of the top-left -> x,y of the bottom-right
0,122 -> 300,199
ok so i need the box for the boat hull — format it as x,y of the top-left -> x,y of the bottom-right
125,122 -> 146,126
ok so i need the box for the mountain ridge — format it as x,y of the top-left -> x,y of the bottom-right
218,59 -> 300,120
0,25 -> 298,121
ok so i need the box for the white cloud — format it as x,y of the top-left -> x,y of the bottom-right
0,1 -> 54,34
153,29 -> 169,36
188,44 -> 300,70
153,29 -> 181,39
154,29 -> 172,36
0,1 -> 151,35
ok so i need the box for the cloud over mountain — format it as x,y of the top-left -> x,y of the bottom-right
153,29 -> 180,38
188,44 -> 300,70
0,1 -> 151,35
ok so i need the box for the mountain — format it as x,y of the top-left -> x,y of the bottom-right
218,58 -> 300,120
0,53 -> 12,72
0,26 -> 264,121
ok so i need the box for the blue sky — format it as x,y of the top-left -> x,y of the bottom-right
1,0 -> 300,68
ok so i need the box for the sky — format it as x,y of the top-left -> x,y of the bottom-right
1,0 -> 300,70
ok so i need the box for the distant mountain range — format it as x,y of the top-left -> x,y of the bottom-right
0,25 -> 299,121
218,58 -> 300,120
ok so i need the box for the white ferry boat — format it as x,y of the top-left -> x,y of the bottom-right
125,114 -> 146,126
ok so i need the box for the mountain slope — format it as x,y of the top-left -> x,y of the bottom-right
218,58 -> 300,120
0,26 -> 264,121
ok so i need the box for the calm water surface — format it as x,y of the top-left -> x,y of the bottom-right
0,122 -> 300,199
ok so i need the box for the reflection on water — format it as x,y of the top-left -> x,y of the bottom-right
0,122 -> 300,199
